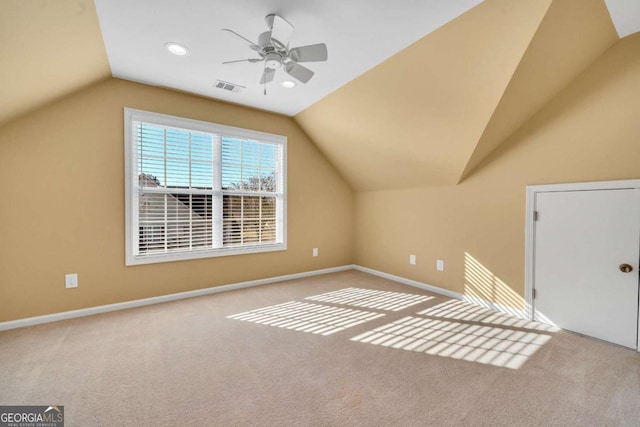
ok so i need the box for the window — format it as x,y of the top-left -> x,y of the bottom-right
124,108 -> 286,265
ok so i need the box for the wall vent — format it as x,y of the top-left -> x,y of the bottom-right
214,80 -> 245,93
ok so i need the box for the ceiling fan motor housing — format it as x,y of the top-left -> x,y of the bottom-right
264,52 -> 282,69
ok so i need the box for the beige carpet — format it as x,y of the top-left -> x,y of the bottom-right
1,270 -> 639,426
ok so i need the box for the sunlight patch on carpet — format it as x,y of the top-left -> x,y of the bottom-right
417,300 -> 559,332
227,301 -> 385,335
305,287 -> 432,311
351,316 -> 552,369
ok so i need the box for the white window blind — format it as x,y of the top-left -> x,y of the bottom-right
125,109 -> 286,265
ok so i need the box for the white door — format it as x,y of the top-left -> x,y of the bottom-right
533,188 -> 640,349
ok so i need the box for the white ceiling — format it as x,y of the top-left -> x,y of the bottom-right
94,0 -> 482,116
605,0 -> 640,38
95,0 -> 638,117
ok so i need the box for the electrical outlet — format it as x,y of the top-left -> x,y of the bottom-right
65,273 -> 78,288
437,260 -> 444,271
312,248 -> 318,257
409,254 -> 416,265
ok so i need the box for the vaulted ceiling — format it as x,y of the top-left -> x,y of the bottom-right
296,0 -> 618,190
0,0 -> 635,189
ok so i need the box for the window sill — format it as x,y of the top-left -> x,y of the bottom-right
125,243 -> 287,266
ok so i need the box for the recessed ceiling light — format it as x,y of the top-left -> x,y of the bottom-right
281,80 -> 296,88
165,42 -> 189,56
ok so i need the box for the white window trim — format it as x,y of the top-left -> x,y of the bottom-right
124,108 -> 287,266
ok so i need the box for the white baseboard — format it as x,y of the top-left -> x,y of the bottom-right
0,264 -> 355,331
353,265 -> 528,319
0,263 -> 530,332
353,265 -> 462,299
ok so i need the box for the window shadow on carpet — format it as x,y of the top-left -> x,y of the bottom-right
351,312 -> 554,370
305,287 -> 433,311
227,301 -> 385,336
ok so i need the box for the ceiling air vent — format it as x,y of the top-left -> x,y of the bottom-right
214,80 -> 244,93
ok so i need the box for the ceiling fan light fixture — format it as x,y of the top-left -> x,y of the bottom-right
165,42 -> 189,56
281,80 -> 296,88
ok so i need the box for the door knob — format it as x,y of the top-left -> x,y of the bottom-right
619,264 -> 633,273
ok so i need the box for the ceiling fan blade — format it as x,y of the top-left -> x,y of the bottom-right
266,14 -> 294,50
222,58 -> 263,64
289,44 -> 328,63
260,68 -> 276,84
221,28 -> 261,51
285,62 -> 314,83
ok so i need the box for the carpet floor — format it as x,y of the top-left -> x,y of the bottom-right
1,270 -> 639,426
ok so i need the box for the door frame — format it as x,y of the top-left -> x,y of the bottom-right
524,179 -> 640,351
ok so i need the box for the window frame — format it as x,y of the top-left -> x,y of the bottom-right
124,108 -> 287,266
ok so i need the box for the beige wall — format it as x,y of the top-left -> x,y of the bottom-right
295,0 -> 553,191
355,34 -> 640,310
0,0 -> 110,126
0,78 -> 354,322
294,0 -> 617,192
459,0 -> 618,181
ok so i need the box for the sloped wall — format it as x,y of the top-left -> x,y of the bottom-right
0,0 -> 110,126
459,0 -> 618,181
295,0 -> 618,192
0,78 -> 354,322
295,0 -> 552,190
355,35 -> 640,309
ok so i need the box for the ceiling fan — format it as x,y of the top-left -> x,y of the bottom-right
222,14 -> 328,92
